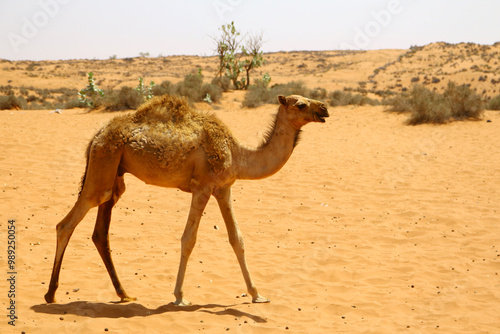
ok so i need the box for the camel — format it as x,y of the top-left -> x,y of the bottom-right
44,94 -> 329,306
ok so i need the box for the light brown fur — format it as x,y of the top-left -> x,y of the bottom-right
45,94 -> 329,306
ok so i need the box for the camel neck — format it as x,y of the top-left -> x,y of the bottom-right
236,109 -> 300,180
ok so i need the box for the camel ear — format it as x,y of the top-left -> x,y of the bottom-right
278,95 -> 287,106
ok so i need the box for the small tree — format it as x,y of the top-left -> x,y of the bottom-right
241,33 -> 265,89
213,22 -> 265,90
78,72 -> 104,108
213,22 -> 242,79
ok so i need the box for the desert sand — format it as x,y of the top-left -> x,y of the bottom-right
1,45 -> 500,333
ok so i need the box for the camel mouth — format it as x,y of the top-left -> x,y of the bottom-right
314,112 -> 329,123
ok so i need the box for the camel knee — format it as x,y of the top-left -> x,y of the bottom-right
180,234 -> 197,256
80,188 -> 113,208
228,233 -> 245,250
55,216 -> 79,239
92,229 -> 106,246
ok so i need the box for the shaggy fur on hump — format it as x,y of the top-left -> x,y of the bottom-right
79,95 -> 235,196
131,95 -> 235,172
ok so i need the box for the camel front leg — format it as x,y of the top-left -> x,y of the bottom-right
214,187 -> 270,303
173,186 -> 211,306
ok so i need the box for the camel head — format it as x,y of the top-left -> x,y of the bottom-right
278,95 -> 329,129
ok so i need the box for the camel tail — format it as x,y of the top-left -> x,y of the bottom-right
78,138 -> 93,198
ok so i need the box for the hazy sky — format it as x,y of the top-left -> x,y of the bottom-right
1,0 -> 499,61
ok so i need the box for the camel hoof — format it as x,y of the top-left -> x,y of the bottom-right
174,298 -> 192,307
120,296 -> 137,303
44,293 -> 56,304
252,295 -> 270,303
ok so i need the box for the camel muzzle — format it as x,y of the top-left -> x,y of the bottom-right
314,109 -> 329,123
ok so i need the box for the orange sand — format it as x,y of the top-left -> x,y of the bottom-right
1,89 -> 499,333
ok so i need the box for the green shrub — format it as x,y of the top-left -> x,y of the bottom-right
0,95 -> 24,110
488,94 -> 500,110
78,72 -> 104,108
135,77 -> 155,101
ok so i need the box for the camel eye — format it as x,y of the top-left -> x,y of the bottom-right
295,103 -> 306,110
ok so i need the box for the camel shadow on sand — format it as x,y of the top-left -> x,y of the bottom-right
31,301 -> 267,323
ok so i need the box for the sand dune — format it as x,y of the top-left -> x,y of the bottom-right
1,87 -> 499,333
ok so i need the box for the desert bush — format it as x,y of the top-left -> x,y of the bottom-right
387,82 -> 484,124
0,85 -> 14,95
384,94 -> 412,112
64,98 -> 85,109
26,95 -> 39,103
359,95 -> 380,106
104,86 -> 143,111
242,80 -> 308,108
488,94 -> 500,110
211,76 -> 232,92
243,81 -> 379,108
309,87 -> 328,100
152,80 -> 175,97
271,81 -> 309,98
407,85 -> 451,125
328,90 -> 353,106
200,83 -> 223,103
242,83 -> 273,108
175,73 -> 203,102
443,81 -> 484,119
19,87 -> 29,96
0,95 -> 24,110
328,90 -> 378,107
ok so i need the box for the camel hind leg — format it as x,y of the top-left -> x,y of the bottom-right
45,146 -> 123,303
44,198 -> 93,303
92,173 -> 136,302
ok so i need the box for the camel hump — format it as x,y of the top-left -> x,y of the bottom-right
135,94 -> 235,172
135,95 -> 191,122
